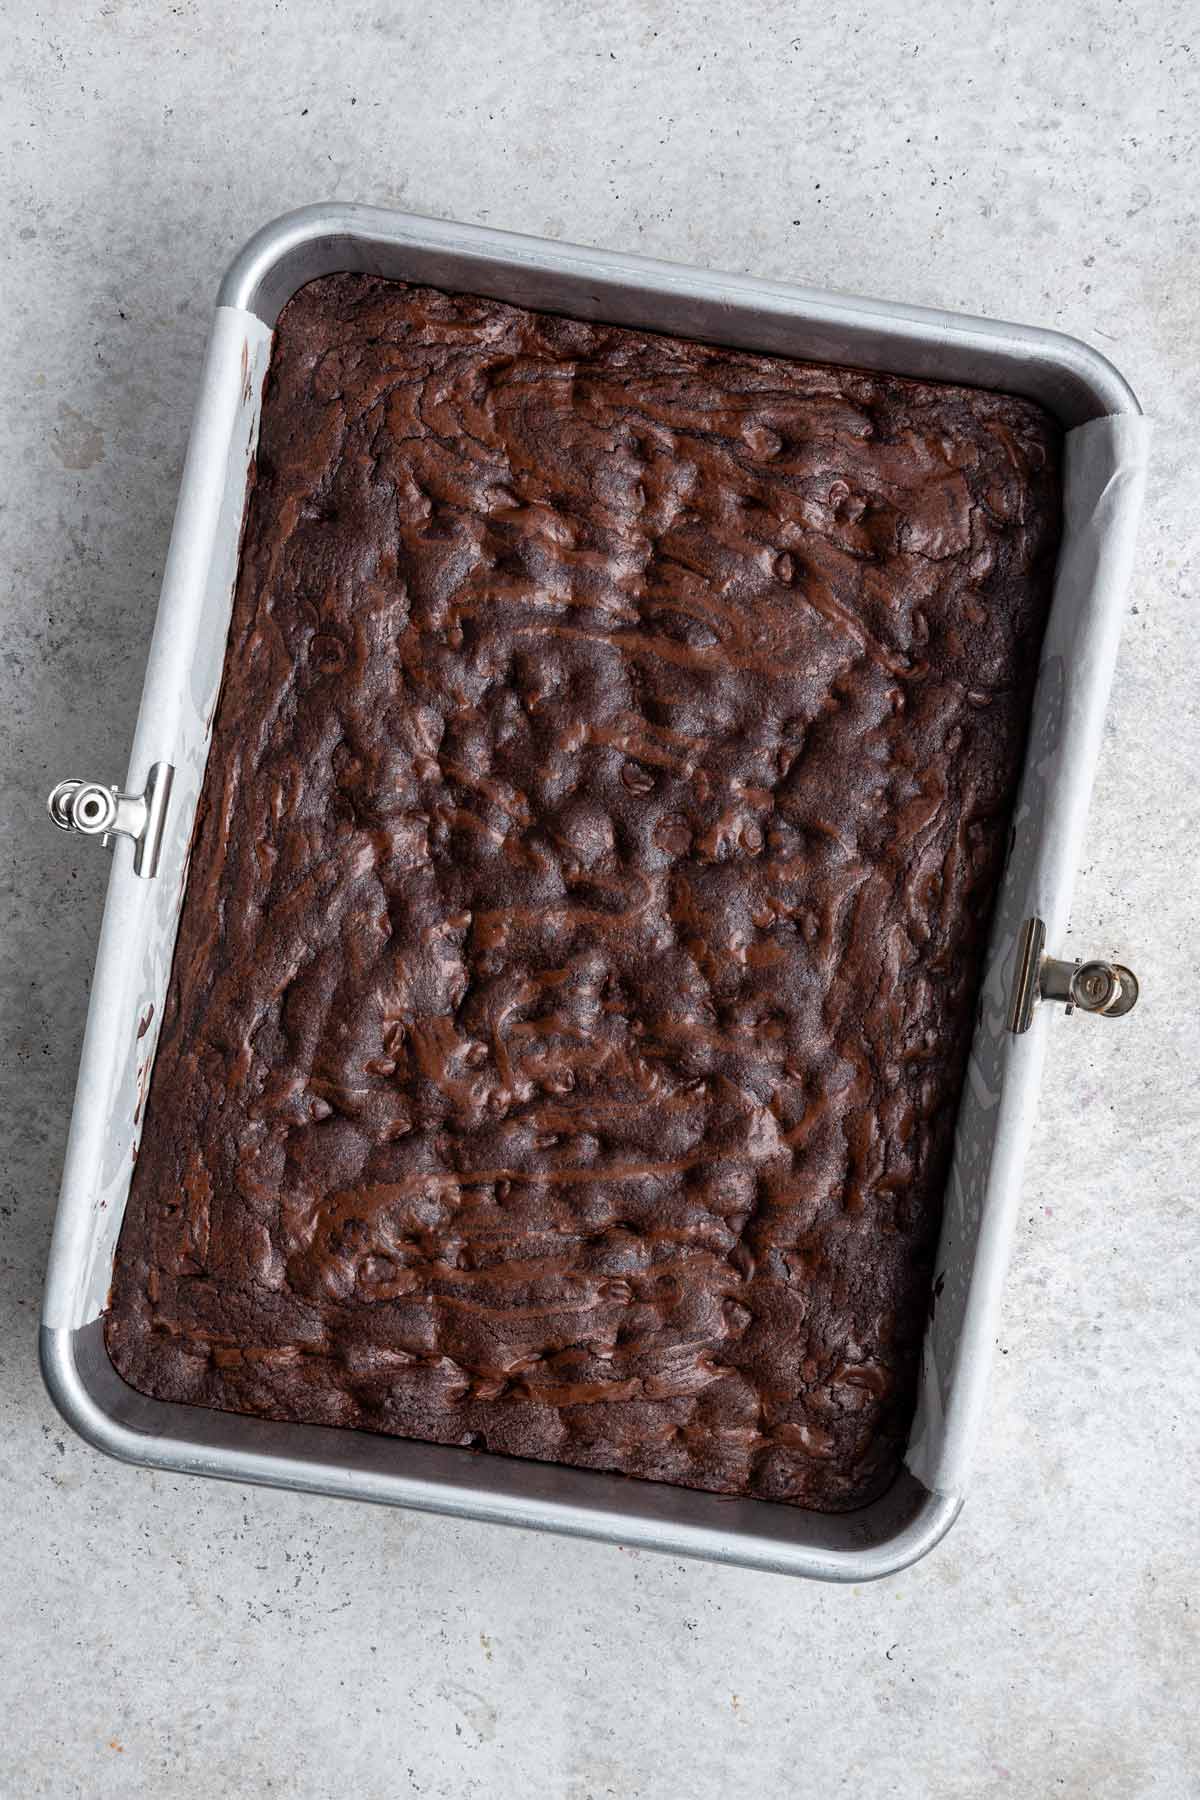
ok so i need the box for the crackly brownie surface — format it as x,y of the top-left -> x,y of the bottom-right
106,274 -> 1060,1510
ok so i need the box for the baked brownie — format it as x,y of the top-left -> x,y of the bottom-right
106,274 -> 1061,1511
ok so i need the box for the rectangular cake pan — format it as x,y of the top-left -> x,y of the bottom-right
40,204 -> 1149,1580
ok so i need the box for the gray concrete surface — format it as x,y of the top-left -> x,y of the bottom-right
2,2 -> 1197,1795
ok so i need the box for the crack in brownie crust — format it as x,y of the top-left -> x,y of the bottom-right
105,274 -> 1061,1511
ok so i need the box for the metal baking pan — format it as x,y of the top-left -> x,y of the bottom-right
40,203 -> 1149,1580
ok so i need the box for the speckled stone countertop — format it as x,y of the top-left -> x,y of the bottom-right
3,4 -> 1196,1796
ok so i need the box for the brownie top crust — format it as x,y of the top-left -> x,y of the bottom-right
105,274 -> 1061,1511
